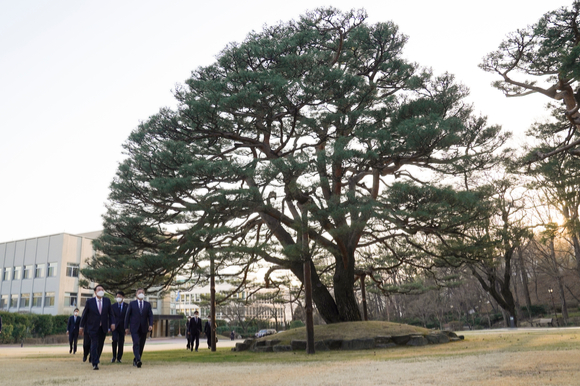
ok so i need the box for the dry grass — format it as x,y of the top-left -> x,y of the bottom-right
2,327 -> 580,385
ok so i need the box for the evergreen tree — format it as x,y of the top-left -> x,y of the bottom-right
82,8 -> 507,323
480,1 -> 580,161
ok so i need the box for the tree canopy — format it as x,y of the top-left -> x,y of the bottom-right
480,1 -> 580,162
82,8 -> 509,323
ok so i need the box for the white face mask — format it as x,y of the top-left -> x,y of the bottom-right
116,297 -> 123,303
137,293 -> 145,300
96,291 -> 105,298
74,312 -> 78,316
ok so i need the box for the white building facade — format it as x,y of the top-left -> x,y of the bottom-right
0,231 -> 100,315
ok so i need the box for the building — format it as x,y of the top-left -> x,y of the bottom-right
0,231 -> 179,337
173,284 -> 291,325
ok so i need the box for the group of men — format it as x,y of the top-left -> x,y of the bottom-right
66,284 -> 153,370
185,311 -> 214,351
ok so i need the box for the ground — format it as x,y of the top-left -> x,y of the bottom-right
1,327 -> 579,385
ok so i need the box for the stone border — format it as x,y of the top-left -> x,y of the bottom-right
232,331 -> 464,352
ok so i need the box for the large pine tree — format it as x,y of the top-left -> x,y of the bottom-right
83,8 -> 508,323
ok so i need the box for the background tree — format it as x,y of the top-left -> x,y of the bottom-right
480,1 -> 580,161
83,8 -> 508,323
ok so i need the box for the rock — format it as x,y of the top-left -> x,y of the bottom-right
323,339 -> 343,350
270,339 -> 281,346
254,346 -> 274,352
442,331 -> 458,338
391,335 -> 411,345
374,336 -> 392,345
273,345 -> 292,352
256,340 -> 268,347
375,342 -> 398,349
314,341 -> 329,351
449,337 -> 461,342
425,333 -> 449,344
291,340 -> 307,351
235,342 -> 251,352
458,335 -> 465,340
406,335 -> 428,346
342,338 -> 375,350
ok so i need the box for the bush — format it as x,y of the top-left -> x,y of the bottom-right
0,311 -> 71,343
520,305 -> 548,317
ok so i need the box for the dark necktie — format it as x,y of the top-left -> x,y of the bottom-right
139,301 -> 143,313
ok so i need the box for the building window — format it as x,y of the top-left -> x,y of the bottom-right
64,292 -> 78,307
44,292 -> 55,307
80,293 -> 92,307
150,300 -> 158,309
47,263 -> 57,277
20,293 -> 30,308
35,264 -> 45,278
13,266 -> 21,280
23,265 -> 32,279
32,293 -> 43,307
0,295 -> 7,309
66,263 -> 79,278
10,294 -> 18,308
2,267 -> 9,281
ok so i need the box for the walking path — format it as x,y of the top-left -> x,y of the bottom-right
0,335 -> 239,357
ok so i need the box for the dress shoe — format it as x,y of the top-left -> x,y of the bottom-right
195,349 -> 198,352
83,356 -> 87,362
117,359 -> 122,363
93,365 -> 99,370
111,358 -> 116,363
137,360 -> 142,368
133,362 -> 137,367
69,349 -> 72,354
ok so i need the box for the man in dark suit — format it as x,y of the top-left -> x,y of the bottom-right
80,284 -> 115,370
204,317 -> 212,349
186,316 -> 192,350
188,310 -> 202,352
111,291 -> 128,363
125,288 -> 153,368
66,308 -> 81,354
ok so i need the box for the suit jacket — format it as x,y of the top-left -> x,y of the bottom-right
125,300 -> 154,335
67,315 -> 81,334
204,320 -> 211,337
112,301 -> 128,332
189,316 -> 202,335
80,296 -> 114,334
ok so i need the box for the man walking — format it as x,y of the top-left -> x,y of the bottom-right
188,310 -> 202,352
204,317 -> 212,349
125,288 -> 153,368
66,308 -> 81,354
186,316 -> 192,350
80,285 -> 115,370
111,291 -> 128,363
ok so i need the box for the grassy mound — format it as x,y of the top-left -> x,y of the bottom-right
261,321 -> 431,345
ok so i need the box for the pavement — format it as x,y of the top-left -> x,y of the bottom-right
0,335 -> 240,357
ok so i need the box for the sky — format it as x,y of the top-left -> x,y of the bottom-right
0,0 -> 572,243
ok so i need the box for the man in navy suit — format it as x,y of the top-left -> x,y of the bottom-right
188,310 -> 202,352
125,288 -> 153,368
80,285 -> 115,370
66,308 -> 81,354
111,291 -> 128,363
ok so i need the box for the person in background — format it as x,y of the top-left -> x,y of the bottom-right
80,284 -> 115,370
204,317 -> 212,349
111,291 -> 128,363
230,330 -> 235,341
186,316 -> 192,350
188,310 -> 202,352
125,288 -> 153,368
66,308 -> 81,354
